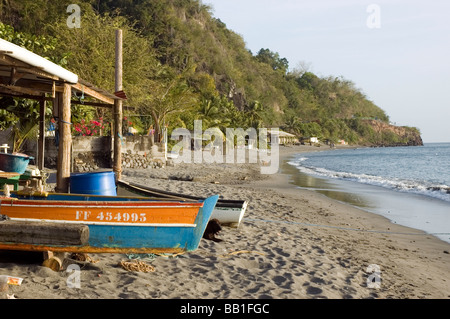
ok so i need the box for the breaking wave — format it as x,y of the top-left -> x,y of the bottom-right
288,158 -> 450,203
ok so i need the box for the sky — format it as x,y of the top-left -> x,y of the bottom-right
205,0 -> 450,143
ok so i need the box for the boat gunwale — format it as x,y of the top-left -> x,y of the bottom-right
117,180 -> 247,207
0,200 -> 203,209
8,217 -> 197,228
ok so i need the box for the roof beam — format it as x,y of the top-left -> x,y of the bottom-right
71,82 -> 115,105
0,53 -> 59,81
0,83 -> 43,96
0,87 -> 54,101
70,99 -> 135,110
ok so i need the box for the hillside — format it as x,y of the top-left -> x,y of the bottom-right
0,0 -> 423,146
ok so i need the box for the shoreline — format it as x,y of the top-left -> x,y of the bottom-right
278,144 -> 450,244
1,144 -> 449,299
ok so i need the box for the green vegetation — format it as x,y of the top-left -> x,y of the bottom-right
0,0 -> 422,146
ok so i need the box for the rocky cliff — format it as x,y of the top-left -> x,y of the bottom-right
364,120 -> 423,147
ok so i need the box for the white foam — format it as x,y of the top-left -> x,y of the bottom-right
289,159 -> 450,203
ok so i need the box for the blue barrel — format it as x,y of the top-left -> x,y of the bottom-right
70,171 -> 117,196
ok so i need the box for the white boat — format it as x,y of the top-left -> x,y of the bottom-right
117,180 -> 248,228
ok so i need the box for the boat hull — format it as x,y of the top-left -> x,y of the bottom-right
0,193 -> 218,253
117,180 -> 248,227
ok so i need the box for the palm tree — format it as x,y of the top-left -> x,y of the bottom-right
197,98 -> 221,128
0,97 -> 42,153
246,100 -> 263,129
284,115 -> 301,135
8,121 -> 39,153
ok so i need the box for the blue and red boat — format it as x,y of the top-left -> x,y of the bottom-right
0,191 -> 218,254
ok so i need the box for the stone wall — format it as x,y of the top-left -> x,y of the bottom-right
73,135 -> 167,172
18,135 -> 166,172
72,136 -> 112,172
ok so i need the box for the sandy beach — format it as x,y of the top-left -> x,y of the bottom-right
0,144 -> 449,301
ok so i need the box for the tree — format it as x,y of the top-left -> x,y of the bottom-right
245,100 -> 264,129
283,114 -> 302,135
256,48 -> 289,74
296,72 -> 319,91
197,98 -> 220,128
144,71 -> 198,142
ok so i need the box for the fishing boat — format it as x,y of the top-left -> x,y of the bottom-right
117,180 -> 248,228
0,190 -> 218,254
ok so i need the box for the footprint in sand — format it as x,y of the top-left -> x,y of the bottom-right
273,247 -> 291,258
306,285 -> 323,295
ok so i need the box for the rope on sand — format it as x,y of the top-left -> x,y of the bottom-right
119,260 -> 155,273
69,253 -> 99,263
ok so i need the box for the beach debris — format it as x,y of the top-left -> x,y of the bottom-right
6,276 -> 23,286
42,256 -> 63,272
0,275 -> 23,292
7,294 -> 18,299
69,253 -> 99,264
62,253 -> 100,271
42,251 -> 66,271
119,260 -> 155,273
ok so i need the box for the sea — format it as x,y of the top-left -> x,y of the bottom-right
285,143 -> 450,244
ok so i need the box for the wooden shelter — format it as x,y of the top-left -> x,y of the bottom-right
268,129 -> 299,146
0,38 -> 124,193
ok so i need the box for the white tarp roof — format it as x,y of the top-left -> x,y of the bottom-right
0,38 -> 78,84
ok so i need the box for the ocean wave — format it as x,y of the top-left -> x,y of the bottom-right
288,159 -> 450,203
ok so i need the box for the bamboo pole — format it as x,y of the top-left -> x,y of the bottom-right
113,29 -> 123,182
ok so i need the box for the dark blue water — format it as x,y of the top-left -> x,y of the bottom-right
287,143 -> 450,243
